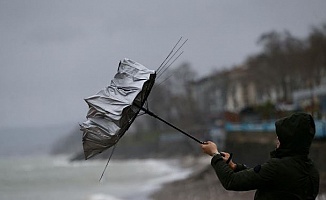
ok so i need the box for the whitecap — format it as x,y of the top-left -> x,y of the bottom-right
88,193 -> 122,200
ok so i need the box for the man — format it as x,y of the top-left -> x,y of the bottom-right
201,113 -> 320,199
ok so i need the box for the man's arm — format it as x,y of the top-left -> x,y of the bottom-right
219,152 -> 248,172
201,141 -> 276,191
201,141 -> 245,172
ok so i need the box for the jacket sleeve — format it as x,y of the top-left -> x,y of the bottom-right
211,154 -> 277,191
234,163 -> 248,172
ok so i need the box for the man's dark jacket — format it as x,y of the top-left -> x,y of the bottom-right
211,113 -> 320,199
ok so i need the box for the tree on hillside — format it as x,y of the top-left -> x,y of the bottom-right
256,31 -> 305,102
162,63 -> 203,129
304,24 -> 326,87
133,63 -> 202,132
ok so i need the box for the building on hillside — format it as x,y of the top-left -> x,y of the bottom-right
293,78 -> 326,119
190,64 -> 326,122
190,70 -> 229,121
225,66 -> 257,112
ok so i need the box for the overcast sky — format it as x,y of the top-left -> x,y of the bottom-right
1,0 -> 326,129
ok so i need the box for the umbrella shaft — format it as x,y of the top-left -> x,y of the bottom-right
138,106 -> 204,144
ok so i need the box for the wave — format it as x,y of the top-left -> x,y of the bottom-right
2,155 -> 195,200
51,156 -> 186,173
52,155 -> 107,168
88,193 -> 122,200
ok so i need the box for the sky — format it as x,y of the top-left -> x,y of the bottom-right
1,0 -> 326,129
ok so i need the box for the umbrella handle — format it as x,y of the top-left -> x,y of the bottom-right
138,106 -> 205,144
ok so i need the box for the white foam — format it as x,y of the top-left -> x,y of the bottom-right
52,155 -> 106,168
140,165 -> 192,193
1,156 -> 194,200
88,193 -> 122,200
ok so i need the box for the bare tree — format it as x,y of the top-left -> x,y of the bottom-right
254,31 -> 305,102
304,23 -> 326,86
133,63 -> 202,132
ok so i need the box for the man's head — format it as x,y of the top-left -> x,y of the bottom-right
275,113 -> 315,155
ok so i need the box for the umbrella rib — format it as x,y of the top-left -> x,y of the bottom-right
157,39 -> 187,75
156,51 -> 184,80
99,143 -> 117,182
159,39 -> 187,73
152,38 -> 187,98
150,51 -> 184,95
156,37 -> 183,73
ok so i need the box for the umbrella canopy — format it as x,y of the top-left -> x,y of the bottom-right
80,58 -> 156,159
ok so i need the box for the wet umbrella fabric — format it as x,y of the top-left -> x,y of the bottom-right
80,58 -> 156,159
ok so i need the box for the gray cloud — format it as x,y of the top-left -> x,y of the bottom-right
1,0 -> 326,128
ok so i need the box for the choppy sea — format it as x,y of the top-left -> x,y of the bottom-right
0,155 -> 192,200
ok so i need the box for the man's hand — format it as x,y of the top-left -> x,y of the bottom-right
221,151 -> 231,162
201,141 -> 219,156
201,142 -> 238,171
220,152 -> 237,171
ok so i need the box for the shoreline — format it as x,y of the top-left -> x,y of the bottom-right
149,155 -> 326,200
147,155 -> 252,200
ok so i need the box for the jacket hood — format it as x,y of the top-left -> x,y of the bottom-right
273,113 -> 315,157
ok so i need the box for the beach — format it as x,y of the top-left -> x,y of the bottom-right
1,126 -> 325,200
1,153 -> 325,200
150,156 -> 326,200
150,155 -> 255,200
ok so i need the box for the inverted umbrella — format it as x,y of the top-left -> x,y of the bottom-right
80,38 -> 204,180
80,58 -> 204,160
80,58 -> 156,159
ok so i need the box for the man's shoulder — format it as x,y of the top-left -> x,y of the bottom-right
265,157 -> 283,165
261,157 -> 291,171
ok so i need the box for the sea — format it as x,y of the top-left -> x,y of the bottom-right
0,125 -> 192,200
2,125 -> 325,200
0,155 -> 191,200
